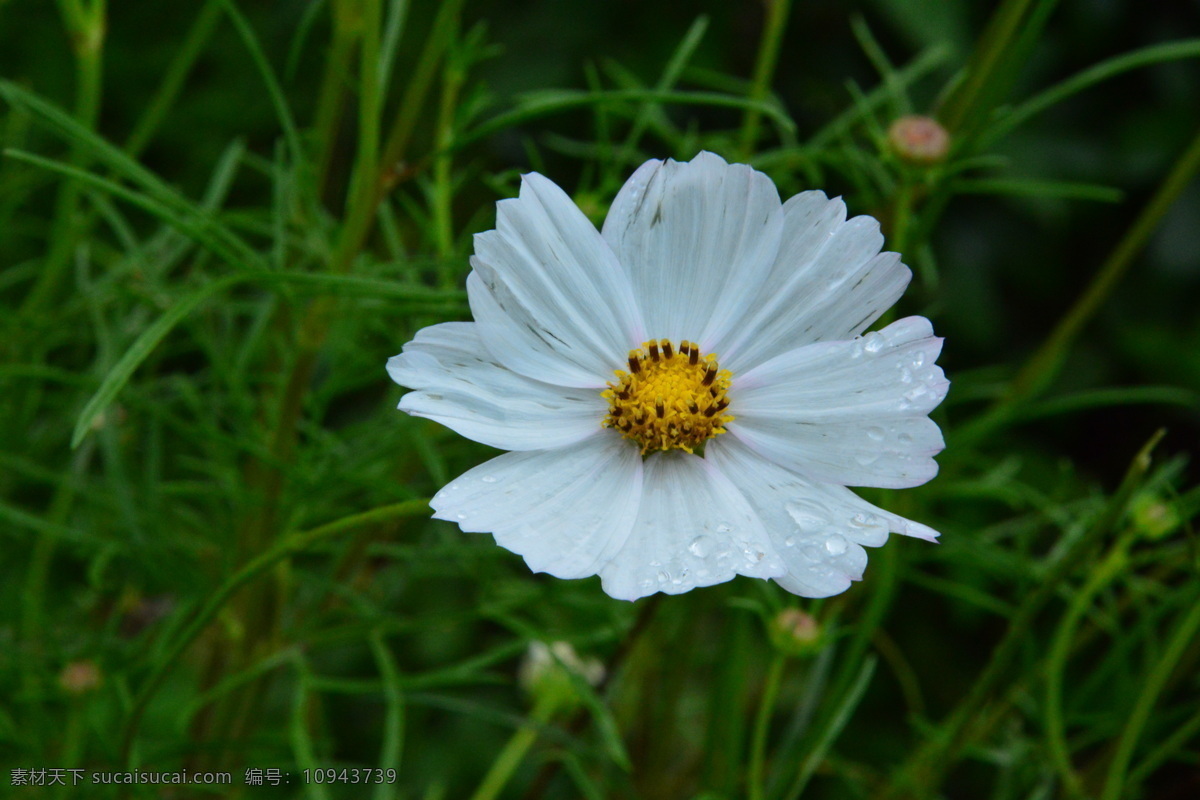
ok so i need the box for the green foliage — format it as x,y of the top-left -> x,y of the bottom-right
2,0 -> 1199,798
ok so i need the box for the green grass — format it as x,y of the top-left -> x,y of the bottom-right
2,0 -> 1199,798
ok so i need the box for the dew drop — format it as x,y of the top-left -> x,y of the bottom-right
866,426 -> 886,442
656,570 -> 671,584
898,432 -> 914,444
899,367 -> 914,384
785,504 -> 824,533
455,513 -> 468,521
825,535 -> 847,555
784,536 -> 797,548
863,333 -> 884,353
480,475 -> 498,484
715,522 -> 734,534
855,452 -> 880,466
688,536 -> 711,558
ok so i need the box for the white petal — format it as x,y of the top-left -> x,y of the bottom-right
432,434 -> 643,580
708,437 -> 937,598
721,192 -> 911,373
467,172 -> 645,388
387,322 -> 607,451
731,316 -> 949,488
600,152 -> 783,348
598,450 -> 785,601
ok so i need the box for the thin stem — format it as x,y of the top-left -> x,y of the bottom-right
1003,123 -> 1200,405
471,694 -> 560,800
344,0 -> 384,224
311,1 -> 361,198
1101,586 -> 1200,800
1044,541 -> 1131,797
20,0 -> 106,315
521,595 -> 663,800
739,0 -> 792,157
124,0 -> 222,158
748,653 -> 787,800
433,39 -> 466,273
937,0 -> 1035,132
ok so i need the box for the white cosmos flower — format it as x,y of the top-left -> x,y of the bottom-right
387,152 -> 949,601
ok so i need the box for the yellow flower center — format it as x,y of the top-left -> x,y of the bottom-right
602,339 -> 734,454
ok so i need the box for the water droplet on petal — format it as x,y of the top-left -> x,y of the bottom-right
480,475 -> 497,484
855,452 -> 880,466
715,522 -> 734,534
899,367 -> 914,384
867,426 -> 886,441
898,432 -> 914,444
689,536 -> 711,557
785,504 -> 825,534
784,536 -> 797,547
825,535 -> 847,555
656,570 -> 671,584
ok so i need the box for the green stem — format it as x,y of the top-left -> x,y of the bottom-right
20,0 -> 106,315
1101,586 -> 1200,800
937,0 -> 1035,132
739,0 -> 791,157
344,0 -> 384,224
433,44 -> 466,278
124,0 -> 222,158
1044,541 -> 1131,797
748,653 -> 787,800
470,694 -> 560,800
1003,123 -> 1200,405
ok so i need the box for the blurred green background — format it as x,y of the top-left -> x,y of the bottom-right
2,1 -> 1199,798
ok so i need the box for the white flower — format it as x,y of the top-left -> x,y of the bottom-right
387,152 -> 948,601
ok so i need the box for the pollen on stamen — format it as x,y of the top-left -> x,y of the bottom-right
602,339 -> 734,455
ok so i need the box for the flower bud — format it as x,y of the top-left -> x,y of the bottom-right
518,641 -> 604,711
59,660 -> 102,695
887,115 -> 950,165
1131,493 -> 1181,540
769,608 -> 822,657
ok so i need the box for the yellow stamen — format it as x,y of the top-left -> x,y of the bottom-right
602,339 -> 734,454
